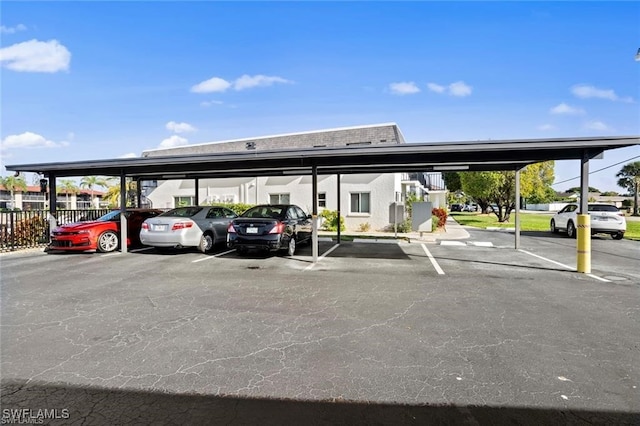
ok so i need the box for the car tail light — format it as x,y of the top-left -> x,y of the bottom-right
227,223 -> 236,233
269,222 -> 285,234
171,221 -> 194,231
141,223 -> 149,230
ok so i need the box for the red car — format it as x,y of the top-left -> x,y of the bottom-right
48,209 -> 163,253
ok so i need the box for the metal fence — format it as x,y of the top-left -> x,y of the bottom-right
0,209 -> 110,252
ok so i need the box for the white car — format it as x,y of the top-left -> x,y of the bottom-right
140,206 -> 238,252
550,203 -> 626,240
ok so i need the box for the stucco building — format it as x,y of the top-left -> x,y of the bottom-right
141,123 -> 447,231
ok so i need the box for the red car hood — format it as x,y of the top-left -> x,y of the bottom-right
54,221 -> 112,232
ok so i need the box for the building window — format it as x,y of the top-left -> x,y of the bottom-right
269,193 -> 290,204
174,196 -> 195,207
318,193 -> 327,208
350,192 -> 370,213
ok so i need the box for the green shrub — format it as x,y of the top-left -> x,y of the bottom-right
319,209 -> 345,231
395,219 -> 412,233
212,202 -> 255,216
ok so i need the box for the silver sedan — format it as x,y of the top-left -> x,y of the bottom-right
140,206 -> 238,252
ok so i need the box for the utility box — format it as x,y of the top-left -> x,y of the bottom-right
389,203 -> 405,225
412,202 -> 433,232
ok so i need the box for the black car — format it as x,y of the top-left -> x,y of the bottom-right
227,204 -> 312,256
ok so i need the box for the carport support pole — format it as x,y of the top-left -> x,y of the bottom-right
120,172 -> 128,254
336,173 -> 341,244
312,166 -> 318,263
48,173 -> 57,242
194,178 -> 200,205
577,152 -> 591,273
515,168 -> 521,250
136,178 -> 142,208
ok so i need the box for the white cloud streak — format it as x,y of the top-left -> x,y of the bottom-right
584,120 -> 611,131
427,81 -> 472,97
119,153 -> 138,158
550,103 -> 585,115
538,124 -> 555,131
1,132 -> 69,150
166,121 -> 196,133
0,24 -> 27,34
571,84 -> 633,103
0,39 -> 71,73
159,135 -> 189,148
389,82 -> 420,95
191,74 -> 292,93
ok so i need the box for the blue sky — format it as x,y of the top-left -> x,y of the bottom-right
1,1 -> 639,192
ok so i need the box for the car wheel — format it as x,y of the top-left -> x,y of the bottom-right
550,219 -> 559,234
566,221 -> 576,239
97,231 -> 119,253
612,232 -> 624,240
199,233 -> 214,253
286,237 -> 296,256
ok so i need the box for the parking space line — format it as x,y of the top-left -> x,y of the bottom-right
421,243 -> 445,275
304,243 -> 340,271
518,249 -> 574,270
130,247 -> 154,253
192,249 -> 236,263
519,249 -> 612,282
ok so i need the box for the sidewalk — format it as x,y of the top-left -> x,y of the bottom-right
319,216 -> 470,243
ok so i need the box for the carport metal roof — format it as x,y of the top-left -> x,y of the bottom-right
5,135 -> 639,179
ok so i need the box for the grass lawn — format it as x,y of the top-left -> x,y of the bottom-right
451,212 -> 640,241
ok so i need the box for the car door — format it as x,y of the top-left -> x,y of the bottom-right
294,206 -> 312,241
207,207 -> 237,239
555,205 -> 575,229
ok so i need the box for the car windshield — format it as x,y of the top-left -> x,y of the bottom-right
96,211 -> 135,222
588,204 -> 619,212
159,207 -> 202,217
242,206 -> 285,219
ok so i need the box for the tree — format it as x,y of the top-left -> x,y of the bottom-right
460,161 -> 555,222
58,179 -> 79,209
442,172 -> 462,192
0,174 -> 28,209
565,186 -> 600,194
80,176 -> 108,209
616,161 -> 640,216
104,178 -> 137,208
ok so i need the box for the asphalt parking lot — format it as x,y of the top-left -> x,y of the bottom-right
1,229 -> 639,425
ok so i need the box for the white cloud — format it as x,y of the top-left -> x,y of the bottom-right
191,74 -> 291,93
119,153 -> 137,158
538,124 -> 555,131
233,74 -> 291,90
550,103 -> 585,115
200,100 -> 224,107
0,39 -> 71,73
166,121 -> 196,133
159,135 -> 189,149
571,84 -> 633,103
1,132 -> 69,150
389,81 -> 420,95
584,120 -> 611,131
427,81 -> 472,97
0,24 -> 27,34
191,77 -> 232,93
427,83 -> 446,93
448,81 -> 472,97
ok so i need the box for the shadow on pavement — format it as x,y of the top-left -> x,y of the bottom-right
1,380 -> 638,425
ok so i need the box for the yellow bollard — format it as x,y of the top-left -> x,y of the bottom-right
576,214 -> 591,273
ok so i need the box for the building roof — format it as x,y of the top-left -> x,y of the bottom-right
143,123 -> 406,157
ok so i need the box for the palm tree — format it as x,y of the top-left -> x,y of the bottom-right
104,178 -> 137,208
616,161 -> 640,216
0,175 -> 28,209
58,179 -> 79,209
80,176 -> 108,209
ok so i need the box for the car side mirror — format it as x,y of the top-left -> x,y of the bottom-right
307,214 -> 312,219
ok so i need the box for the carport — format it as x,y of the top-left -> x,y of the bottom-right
5,135 -> 638,273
